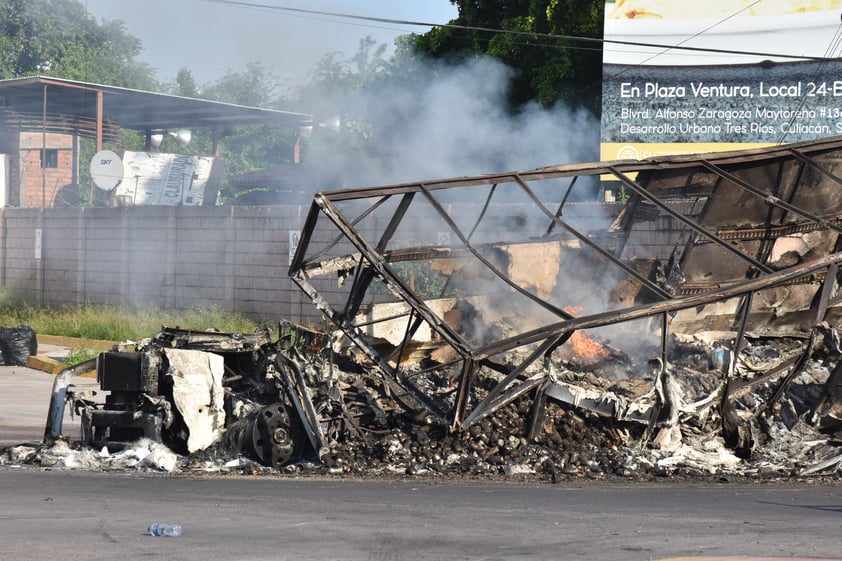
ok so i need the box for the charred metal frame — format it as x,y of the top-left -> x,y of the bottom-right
290,137 -> 842,436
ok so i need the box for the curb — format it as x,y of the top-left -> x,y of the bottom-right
26,335 -> 115,378
37,334 -> 116,351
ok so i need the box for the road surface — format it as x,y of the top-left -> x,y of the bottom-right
0,468 -> 840,561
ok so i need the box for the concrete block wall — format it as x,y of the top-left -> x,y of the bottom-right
0,201 -> 689,325
0,205 -> 313,322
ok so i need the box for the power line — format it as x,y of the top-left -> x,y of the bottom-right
777,20 -> 842,144
624,0 -> 763,66
201,0 -> 834,63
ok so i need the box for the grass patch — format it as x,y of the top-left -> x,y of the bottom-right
0,299 -> 263,342
63,347 -> 101,366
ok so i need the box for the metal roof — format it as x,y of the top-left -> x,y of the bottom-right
0,75 -> 312,133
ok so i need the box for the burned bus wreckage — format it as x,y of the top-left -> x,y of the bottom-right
31,137 -> 842,478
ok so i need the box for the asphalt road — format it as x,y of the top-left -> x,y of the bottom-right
1,468 -> 840,561
0,342 -> 99,448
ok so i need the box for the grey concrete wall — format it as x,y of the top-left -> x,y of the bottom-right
0,202 -> 687,324
0,205 -> 314,322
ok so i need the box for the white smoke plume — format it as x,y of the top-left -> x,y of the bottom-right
302,55 -> 600,190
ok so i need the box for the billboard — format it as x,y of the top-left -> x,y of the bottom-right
601,0 -> 842,161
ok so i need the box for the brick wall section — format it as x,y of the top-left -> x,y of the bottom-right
18,132 -> 74,208
0,202 -> 689,324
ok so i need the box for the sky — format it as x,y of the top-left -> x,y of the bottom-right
80,0 -> 459,86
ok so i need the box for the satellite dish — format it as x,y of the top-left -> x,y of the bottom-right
90,150 -> 124,191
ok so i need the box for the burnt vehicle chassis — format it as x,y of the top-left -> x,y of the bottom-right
288,136 -> 842,465
44,323 -> 420,470
44,326 -> 327,467
41,137 -> 842,474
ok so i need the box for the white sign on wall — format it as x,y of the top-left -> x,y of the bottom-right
111,151 -> 222,206
289,230 -> 301,266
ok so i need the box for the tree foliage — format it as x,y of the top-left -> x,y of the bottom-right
191,63 -> 299,200
412,0 -> 603,114
0,0 -> 155,88
171,68 -> 199,98
295,38 -> 391,148
288,37 -> 404,185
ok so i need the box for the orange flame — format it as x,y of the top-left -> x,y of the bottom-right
565,306 -> 609,361
570,332 -> 610,361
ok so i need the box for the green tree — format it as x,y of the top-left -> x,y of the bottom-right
289,37 -> 398,181
411,0 -> 603,114
168,67 -> 199,98
197,63 -> 299,200
295,37 -> 391,145
0,0 -> 155,88
0,0 -> 159,205
201,61 -> 281,107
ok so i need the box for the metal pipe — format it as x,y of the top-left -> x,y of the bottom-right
44,358 -> 99,442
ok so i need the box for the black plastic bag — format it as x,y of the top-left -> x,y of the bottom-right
0,325 -> 37,366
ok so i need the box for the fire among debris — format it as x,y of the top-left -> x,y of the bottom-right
565,307 -> 611,363
4,322 -> 839,480
7,138 -> 842,481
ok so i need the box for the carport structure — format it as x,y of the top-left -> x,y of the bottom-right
0,75 -> 312,206
290,136 -> 842,450
0,75 -> 312,151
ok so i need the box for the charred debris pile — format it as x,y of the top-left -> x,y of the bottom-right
15,137 -> 842,480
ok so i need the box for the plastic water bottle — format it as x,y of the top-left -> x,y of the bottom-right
147,523 -> 182,537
